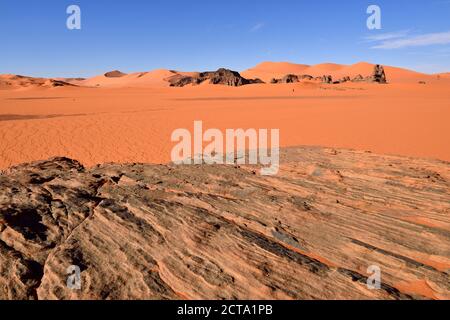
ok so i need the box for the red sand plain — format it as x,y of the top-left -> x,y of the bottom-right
0,62 -> 449,169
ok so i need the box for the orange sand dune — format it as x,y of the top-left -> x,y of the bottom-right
303,62 -> 344,74
78,69 -> 205,88
3,61 -> 442,92
0,74 -> 76,90
0,72 -> 449,169
79,69 -> 178,88
242,62 -> 310,81
37,61 -> 442,90
242,62 -> 306,83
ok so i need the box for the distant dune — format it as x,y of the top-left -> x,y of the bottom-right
104,70 -> 127,78
1,61 -> 448,90
435,72 -> 450,79
78,69 -> 178,88
76,61 -> 447,88
242,61 -> 433,83
0,74 -> 76,90
243,61 -> 310,78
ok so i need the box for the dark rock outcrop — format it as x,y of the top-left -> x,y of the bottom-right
270,74 -> 314,84
169,68 -> 264,87
269,65 -> 388,86
271,74 -> 299,84
369,64 -> 387,83
104,70 -> 127,78
352,74 -> 365,82
202,68 -> 263,86
0,147 -> 449,300
333,76 -> 351,84
46,80 -> 76,88
299,74 -> 314,81
322,75 -> 333,84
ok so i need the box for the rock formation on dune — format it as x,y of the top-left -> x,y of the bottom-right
168,74 -> 201,87
104,70 -> 127,78
351,74 -> 365,82
300,74 -> 314,81
169,68 -> 264,87
64,78 -> 86,82
270,74 -> 299,84
270,74 -> 314,84
322,75 -> 333,84
44,79 -> 77,88
269,65 -> 388,85
269,73 -> 334,84
373,64 -> 387,83
334,76 -> 351,84
0,147 -> 449,300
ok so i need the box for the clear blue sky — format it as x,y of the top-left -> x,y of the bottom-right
1,0 -> 449,77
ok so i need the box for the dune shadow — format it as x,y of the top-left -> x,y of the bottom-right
3,207 -> 48,241
0,114 -> 87,122
5,97 -> 69,101
171,95 -> 359,101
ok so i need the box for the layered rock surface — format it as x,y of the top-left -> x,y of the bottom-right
0,147 -> 449,300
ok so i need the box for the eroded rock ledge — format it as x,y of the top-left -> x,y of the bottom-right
169,68 -> 264,87
0,147 -> 449,300
271,65 -> 388,84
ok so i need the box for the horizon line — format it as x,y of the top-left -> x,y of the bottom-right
1,60 -> 448,79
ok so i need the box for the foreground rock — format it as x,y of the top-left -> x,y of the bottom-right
0,147 -> 449,300
169,68 -> 264,87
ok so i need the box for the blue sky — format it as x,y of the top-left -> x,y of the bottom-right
1,0 -> 449,77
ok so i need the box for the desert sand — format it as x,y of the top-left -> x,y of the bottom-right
0,62 -> 449,170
